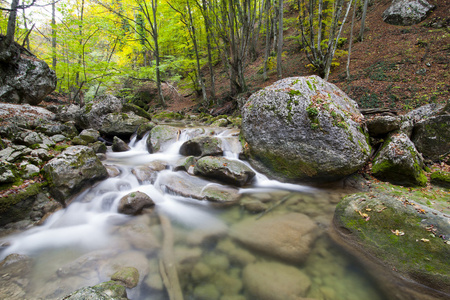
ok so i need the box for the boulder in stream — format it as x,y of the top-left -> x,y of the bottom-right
117,191 -> 155,215
146,125 -> 179,153
111,267 -> 140,288
243,261 -> 311,300
241,76 -> 370,182
42,146 -> 108,205
61,280 -> 129,300
179,136 -> 223,157
100,112 -> 148,139
194,156 -> 255,187
112,136 -> 131,152
230,213 -> 318,263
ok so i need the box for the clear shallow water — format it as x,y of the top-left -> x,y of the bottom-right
0,127 -> 387,300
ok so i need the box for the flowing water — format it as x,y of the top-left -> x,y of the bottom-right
0,126 -> 388,300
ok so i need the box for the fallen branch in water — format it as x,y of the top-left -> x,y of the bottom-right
158,213 -> 184,300
256,194 -> 291,220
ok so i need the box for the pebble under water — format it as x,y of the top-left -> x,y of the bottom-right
0,126 -> 388,300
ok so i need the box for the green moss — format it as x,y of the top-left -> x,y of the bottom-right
85,102 -> 93,113
288,90 -> 302,96
430,171 -> 450,188
53,144 -> 69,152
255,150 -> 318,179
306,106 -> 319,118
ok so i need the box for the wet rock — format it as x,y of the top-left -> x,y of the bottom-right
241,76 -> 370,182
333,191 -> 450,297
193,283 -> 220,300
230,213 -> 318,263
99,250 -> 149,287
216,239 -> 256,266
366,115 -> 401,136
146,125 -> 179,153
0,254 -> 33,300
117,191 -> 155,215
174,156 -> 197,174
179,136 -> 223,157
112,136 -> 131,152
91,141 -> 107,154
122,103 -> 152,120
116,221 -> 160,251
111,267 -> 140,288
191,262 -> 213,282
136,122 -> 156,140
243,261 -> 311,300
57,249 -> 119,278
132,161 -> 168,184
61,280 -> 129,300
240,198 -> 268,213
211,118 -> 229,127
42,146 -> 108,205
201,184 -> 241,203
382,0 -> 435,26
194,156 -> 255,186
106,165 -> 121,177
0,50 -> 56,105
372,132 -> 427,186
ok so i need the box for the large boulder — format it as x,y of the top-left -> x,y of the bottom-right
366,115 -> 401,136
382,0 -> 435,26
42,146 -> 108,205
411,106 -> 450,160
194,156 -> 255,186
0,103 -> 55,131
243,262 -> 311,300
332,191 -> 450,299
372,132 -> 427,186
230,213 -> 318,263
0,47 -> 56,105
100,112 -> 148,139
241,76 -> 370,182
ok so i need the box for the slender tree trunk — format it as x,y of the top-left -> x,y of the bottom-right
187,0 -> 207,104
277,0 -> 283,78
152,0 -> 165,106
6,0 -> 20,46
263,0 -> 271,80
21,1 -> 30,50
201,0 -> 216,101
346,0 -> 357,79
52,1 -> 57,70
358,0 -> 369,41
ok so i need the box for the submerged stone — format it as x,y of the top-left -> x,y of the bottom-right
194,156 -> 255,186
111,267 -> 140,288
61,280 -> 128,300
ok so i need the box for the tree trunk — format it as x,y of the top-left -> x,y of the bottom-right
152,0 -> 165,106
277,0 -> 283,78
52,1 -> 57,70
201,0 -> 216,101
263,0 -> 271,80
358,0 -> 369,41
346,0 -> 357,79
6,0 -> 20,46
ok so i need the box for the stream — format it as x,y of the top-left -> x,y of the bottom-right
0,125 -> 388,300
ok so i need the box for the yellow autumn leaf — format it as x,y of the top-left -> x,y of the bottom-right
420,238 -> 430,243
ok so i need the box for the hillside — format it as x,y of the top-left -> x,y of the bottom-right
160,0 -> 449,114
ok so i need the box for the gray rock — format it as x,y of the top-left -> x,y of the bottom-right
36,122 -> 78,138
76,95 -> 123,130
51,134 -> 67,143
401,103 -> 444,137
158,172 -> 240,203
100,112 -> 148,138
179,136 -> 223,157
55,104 -> 82,123
230,213 -> 318,263
31,148 -> 53,161
241,76 -> 370,182
194,156 -> 255,186
117,191 -> 155,215
20,163 -> 40,179
112,136 -> 131,152
91,141 -> 107,154
146,125 -> 179,153
0,160 -> 17,183
0,145 -> 31,163
382,0 -> 435,26
412,115 -> 450,160
136,122 -> 156,140
0,52 -> 56,105
131,161 -> 168,184
174,156 -> 197,174
78,129 -> 100,144
211,118 -> 229,127
366,115 -> 401,136
372,133 -> 427,186
243,262 -> 311,300
61,280 -> 129,300
42,146 -> 108,205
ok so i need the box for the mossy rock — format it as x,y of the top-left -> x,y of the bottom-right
430,171 -> 450,188
0,182 -> 46,226
122,103 -> 152,120
61,280 -> 128,300
136,122 -> 156,140
152,111 -> 184,121
179,136 -> 223,157
333,191 -> 450,297
146,125 -> 179,153
111,267 -> 140,288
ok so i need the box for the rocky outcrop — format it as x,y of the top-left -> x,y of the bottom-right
112,136 -> 131,152
42,146 -> 108,205
382,0 -> 435,26
100,112 -> 148,139
194,156 -> 255,186
366,115 -> 401,136
117,191 -> 155,215
241,76 -> 370,182
333,191 -> 450,299
0,46 -> 56,105
179,136 -> 223,157
230,213 -> 318,263
372,132 -> 427,186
